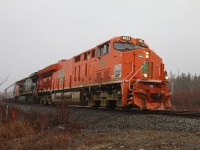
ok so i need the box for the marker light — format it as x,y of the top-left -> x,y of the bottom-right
165,75 -> 169,80
145,51 -> 150,59
143,73 -> 148,78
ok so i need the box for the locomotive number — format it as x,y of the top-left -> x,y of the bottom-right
121,36 -> 131,41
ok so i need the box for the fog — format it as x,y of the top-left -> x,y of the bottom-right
0,0 -> 200,91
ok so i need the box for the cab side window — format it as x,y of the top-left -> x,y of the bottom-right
97,43 -> 110,57
91,49 -> 95,58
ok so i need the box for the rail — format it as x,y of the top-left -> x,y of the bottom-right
4,102 -> 200,119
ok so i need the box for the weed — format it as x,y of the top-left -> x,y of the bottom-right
0,104 -> 81,149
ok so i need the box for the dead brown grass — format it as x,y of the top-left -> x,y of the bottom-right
172,90 -> 200,111
0,104 -> 82,150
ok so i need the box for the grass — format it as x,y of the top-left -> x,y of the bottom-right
172,90 -> 200,111
0,101 -> 82,150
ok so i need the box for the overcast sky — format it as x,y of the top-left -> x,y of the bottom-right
0,0 -> 200,91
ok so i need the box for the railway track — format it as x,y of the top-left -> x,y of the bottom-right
2,101 -> 199,120
76,106 -> 200,119
133,109 -> 200,119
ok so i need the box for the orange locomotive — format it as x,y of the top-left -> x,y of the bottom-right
36,36 -> 171,110
11,36 -> 172,110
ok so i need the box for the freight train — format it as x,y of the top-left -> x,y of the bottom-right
3,36 -> 172,110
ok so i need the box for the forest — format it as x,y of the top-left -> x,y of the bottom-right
170,72 -> 200,110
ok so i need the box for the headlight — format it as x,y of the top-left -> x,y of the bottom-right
165,75 -> 169,80
143,73 -> 148,78
145,51 -> 149,59
138,39 -> 144,44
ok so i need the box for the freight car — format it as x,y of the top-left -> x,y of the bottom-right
3,83 -> 15,100
4,36 -> 172,110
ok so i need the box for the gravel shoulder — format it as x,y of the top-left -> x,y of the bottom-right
68,109 -> 200,150
72,130 -> 200,150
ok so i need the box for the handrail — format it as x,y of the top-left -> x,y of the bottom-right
124,63 -> 134,82
169,79 -> 174,95
130,78 -> 141,91
122,63 -> 134,95
122,61 -> 147,94
129,61 -> 147,91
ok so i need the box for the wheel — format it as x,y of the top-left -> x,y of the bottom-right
122,105 -> 132,112
93,100 -> 101,108
106,100 -> 116,110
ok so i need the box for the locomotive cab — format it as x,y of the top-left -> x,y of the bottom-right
110,36 -> 171,110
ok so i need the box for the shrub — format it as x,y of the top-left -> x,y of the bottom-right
0,104 -> 81,149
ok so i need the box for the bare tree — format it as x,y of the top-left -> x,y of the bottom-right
0,72 -> 10,87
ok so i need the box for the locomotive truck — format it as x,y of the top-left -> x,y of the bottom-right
4,36 -> 172,110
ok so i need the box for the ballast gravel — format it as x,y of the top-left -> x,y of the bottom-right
69,108 -> 200,132
68,108 -> 200,150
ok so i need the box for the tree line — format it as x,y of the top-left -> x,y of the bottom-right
170,72 -> 200,109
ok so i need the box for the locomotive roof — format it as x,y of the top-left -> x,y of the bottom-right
38,63 -> 59,75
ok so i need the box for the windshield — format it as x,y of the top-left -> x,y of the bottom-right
114,42 -> 145,52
